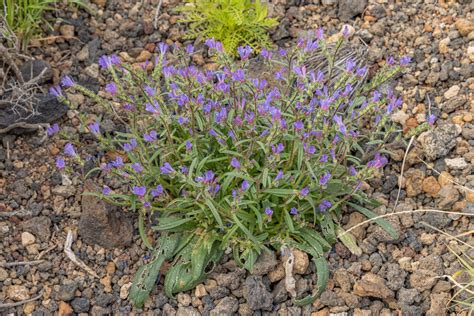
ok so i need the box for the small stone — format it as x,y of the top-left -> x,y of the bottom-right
77,46 -> 89,62
338,0 -> 367,21
71,297 -> 90,313
438,37 -> 450,54
353,309 -> 372,316
293,249 -> 309,274
443,85 -> 460,99
455,18 -> 474,36
391,111 -> 409,125
421,124 -> 461,160
23,301 -> 36,314
422,176 -> 441,197
466,191 -> 474,203
57,282 -> 78,301
438,171 -> 454,187
437,185 -> 460,210
311,310 -> 329,316
243,276 -> 273,310
420,233 -> 436,245
268,263 -> 285,283
7,285 -> 29,301
251,251 -> 277,275
353,273 -> 394,300
0,267 -> 8,281
334,269 -> 352,292
177,293 -> 192,306
59,24 -> 75,38
210,297 -> 239,316
445,157 -> 468,170
120,283 -> 131,299
442,96 -> 467,113
84,64 -> 100,78
21,231 -> 35,246
427,293 -> 450,316
58,301 -> 74,316
195,284 -> 207,298
136,50 -> 152,62
100,275 -> 113,293
410,269 -> 437,291
106,261 -> 116,274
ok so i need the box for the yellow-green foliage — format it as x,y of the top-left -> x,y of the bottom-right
178,0 -> 278,55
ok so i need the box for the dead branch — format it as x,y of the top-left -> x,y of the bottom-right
0,43 -> 24,84
0,122 -> 49,135
64,230 -> 99,278
0,290 -> 44,309
0,260 -> 44,268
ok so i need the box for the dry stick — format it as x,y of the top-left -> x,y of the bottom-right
36,244 -> 57,260
0,122 -> 49,134
339,209 -> 474,239
392,135 -> 415,213
0,260 -> 44,268
0,290 -> 44,309
153,0 -> 164,29
0,43 -> 24,84
64,230 -> 99,278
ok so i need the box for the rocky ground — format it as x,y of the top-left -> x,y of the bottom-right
1,0 -> 473,315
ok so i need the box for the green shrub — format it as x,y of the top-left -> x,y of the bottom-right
51,34 -> 410,307
178,0 -> 278,55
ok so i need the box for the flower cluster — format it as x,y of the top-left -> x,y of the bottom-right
52,34 -> 408,305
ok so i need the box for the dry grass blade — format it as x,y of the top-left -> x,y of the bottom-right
64,230 -> 99,278
392,135 -> 415,213
0,260 -> 44,268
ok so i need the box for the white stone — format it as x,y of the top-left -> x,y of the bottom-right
443,85 -> 460,99
21,232 -> 36,246
120,282 -> 132,299
445,157 -> 468,170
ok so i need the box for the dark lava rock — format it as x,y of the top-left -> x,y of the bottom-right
210,297 -> 239,316
79,180 -> 133,248
71,297 -> 90,313
94,293 -> 116,307
19,60 -> 52,84
243,276 -> 273,311
250,251 -> 278,276
20,216 -> 51,241
0,94 -> 68,134
57,282 -> 78,301
338,0 -> 367,21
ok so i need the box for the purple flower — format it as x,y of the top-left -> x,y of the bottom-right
274,170 -> 284,181
145,101 -> 160,114
342,25 -> 350,38
61,76 -> 75,88
319,200 -> 332,212
261,48 -> 272,59
304,144 -> 316,155
186,140 -> 193,151
181,166 -> 189,174
428,114 -> 436,126
49,86 -> 63,97
278,47 -> 287,56
400,56 -> 411,66
349,165 -> 357,176
151,185 -> 164,197
132,186 -> 146,197
47,123 -> 59,136
102,186 -> 111,196
56,157 -> 65,169
290,207 -> 298,215
237,45 -> 252,60
372,90 -> 381,102
272,143 -> 284,155
88,122 -> 100,135
241,180 -> 250,191
205,38 -> 223,52
294,121 -> 304,130
132,162 -> 143,173
264,207 -> 273,217
319,172 -> 331,186
158,42 -> 169,55
111,156 -> 124,168
356,66 -> 367,77
333,115 -> 347,135
304,39 -> 318,52
98,54 -> 121,69
186,44 -> 194,54
64,143 -> 76,157
124,138 -> 137,152
386,56 -> 395,66
345,59 -> 356,72
160,162 -> 175,175
316,28 -> 324,40
143,130 -> 157,142
300,187 -> 310,197
230,157 -> 241,169
105,82 -> 117,95
196,170 -> 215,184
144,86 -> 156,96
367,153 -> 388,168
232,69 -> 245,82
319,154 -> 328,163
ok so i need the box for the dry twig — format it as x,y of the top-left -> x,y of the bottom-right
64,230 -> 99,278
0,290 -> 44,309
0,260 -> 44,268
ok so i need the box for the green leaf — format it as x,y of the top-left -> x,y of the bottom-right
294,257 -> 329,305
153,217 -> 195,232
320,215 -> 337,244
204,199 -> 224,228
263,188 -> 296,196
347,202 -> 398,239
337,226 -> 362,256
284,210 -> 295,233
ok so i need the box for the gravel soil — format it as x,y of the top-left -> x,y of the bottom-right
1,0 -> 473,315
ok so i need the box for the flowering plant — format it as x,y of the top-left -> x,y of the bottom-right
52,34 -> 408,307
